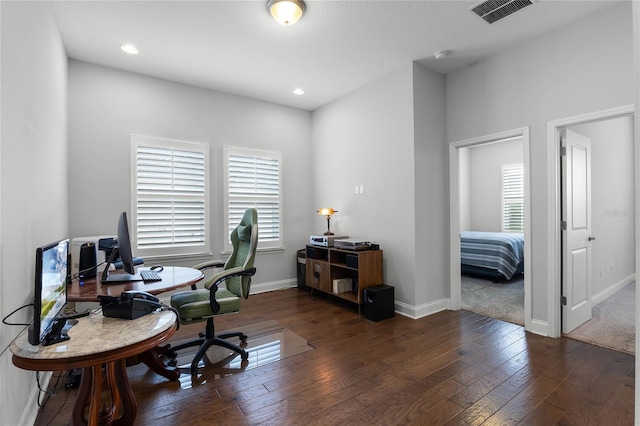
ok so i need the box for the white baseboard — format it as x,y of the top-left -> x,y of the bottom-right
19,372 -> 50,426
160,280 -> 554,341
394,298 -> 449,319
529,319 -> 549,336
591,273 -> 636,306
250,279 -> 297,294
155,278 -> 298,305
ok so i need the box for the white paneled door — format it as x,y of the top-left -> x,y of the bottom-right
561,128 -> 593,333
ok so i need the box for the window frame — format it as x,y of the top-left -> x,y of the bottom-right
130,134 -> 210,260
223,145 -> 283,253
501,162 -> 525,232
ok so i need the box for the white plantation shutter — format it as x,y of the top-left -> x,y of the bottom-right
224,146 -> 282,251
502,163 -> 524,232
132,135 -> 210,257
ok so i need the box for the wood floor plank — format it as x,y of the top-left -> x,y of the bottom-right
32,288 -> 634,426
519,401 -> 566,425
448,348 -> 532,409
482,374 -> 560,425
446,361 -> 543,425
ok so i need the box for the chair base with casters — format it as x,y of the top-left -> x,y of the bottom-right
167,267 -> 257,375
165,315 -> 249,375
167,208 -> 258,375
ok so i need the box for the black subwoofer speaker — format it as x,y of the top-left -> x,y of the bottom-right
364,284 -> 395,322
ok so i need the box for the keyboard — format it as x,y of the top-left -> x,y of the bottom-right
140,269 -> 162,282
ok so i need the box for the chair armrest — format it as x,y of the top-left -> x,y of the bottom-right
206,267 -> 257,313
190,260 -> 226,289
193,260 -> 226,271
204,267 -> 257,290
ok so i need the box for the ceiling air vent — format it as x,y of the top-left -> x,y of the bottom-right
471,0 -> 533,24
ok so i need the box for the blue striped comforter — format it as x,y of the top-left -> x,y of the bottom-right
460,231 -> 524,280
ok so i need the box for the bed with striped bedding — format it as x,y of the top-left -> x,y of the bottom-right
460,231 -> 524,281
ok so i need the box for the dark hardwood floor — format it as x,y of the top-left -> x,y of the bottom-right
35,288 -> 634,425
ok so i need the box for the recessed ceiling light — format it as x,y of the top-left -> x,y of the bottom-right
121,44 -> 139,55
293,88 -> 305,95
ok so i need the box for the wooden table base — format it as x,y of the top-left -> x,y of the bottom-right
73,360 -> 136,426
10,311 -> 179,426
127,344 -> 180,381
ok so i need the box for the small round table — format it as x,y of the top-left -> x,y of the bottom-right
11,310 -> 177,426
65,266 -> 204,381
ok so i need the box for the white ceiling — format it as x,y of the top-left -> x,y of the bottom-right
51,0 -> 622,111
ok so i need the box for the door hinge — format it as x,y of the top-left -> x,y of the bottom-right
561,221 -> 567,230
561,296 -> 567,306
560,146 -> 566,156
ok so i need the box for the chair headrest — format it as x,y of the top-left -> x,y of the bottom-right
237,224 -> 251,242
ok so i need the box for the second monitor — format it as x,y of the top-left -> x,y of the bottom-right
101,212 -> 143,283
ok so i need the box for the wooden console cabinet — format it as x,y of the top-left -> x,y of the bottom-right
305,245 -> 383,313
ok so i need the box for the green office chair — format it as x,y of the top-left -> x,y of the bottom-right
167,208 -> 258,374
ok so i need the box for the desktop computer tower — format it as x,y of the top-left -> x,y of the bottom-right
78,243 -> 97,279
363,284 -> 394,322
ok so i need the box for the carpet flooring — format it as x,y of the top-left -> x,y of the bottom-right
461,274 -> 524,326
566,281 -> 635,355
461,274 -> 636,355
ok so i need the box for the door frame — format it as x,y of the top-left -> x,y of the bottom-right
449,127 -> 532,331
547,104 -> 634,338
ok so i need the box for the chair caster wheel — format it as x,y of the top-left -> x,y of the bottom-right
168,358 -> 177,367
241,350 -> 249,361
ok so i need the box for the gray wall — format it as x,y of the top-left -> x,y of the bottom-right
1,1 -> 637,423
310,62 -> 447,316
0,2 -> 68,425
633,3 -> 640,421
413,63 -> 448,311
446,2 -> 633,324
68,61 -> 313,290
466,139 -> 524,232
311,64 -> 417,307
459,147 -> 471,231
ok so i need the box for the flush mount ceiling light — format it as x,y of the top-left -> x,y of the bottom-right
267,0 -> 306,26
293,88 -> 305,95
120,44 -> 139,55
434,50 -> 449,60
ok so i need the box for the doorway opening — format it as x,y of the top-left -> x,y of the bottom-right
548,105 -> 635,348
449,127 -> 532,330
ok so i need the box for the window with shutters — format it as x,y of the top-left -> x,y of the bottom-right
131,134 -> 210,258
223,146 -> 282,252
502,163 -> 524,232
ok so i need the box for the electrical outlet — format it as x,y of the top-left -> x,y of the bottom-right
359,184 -> 364,194
355,185 -> 359,194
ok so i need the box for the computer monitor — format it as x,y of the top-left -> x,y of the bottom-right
101,212 -> 143,283
28,239 -> 70,345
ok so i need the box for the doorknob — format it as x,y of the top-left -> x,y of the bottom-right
588,236 -> 596,241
